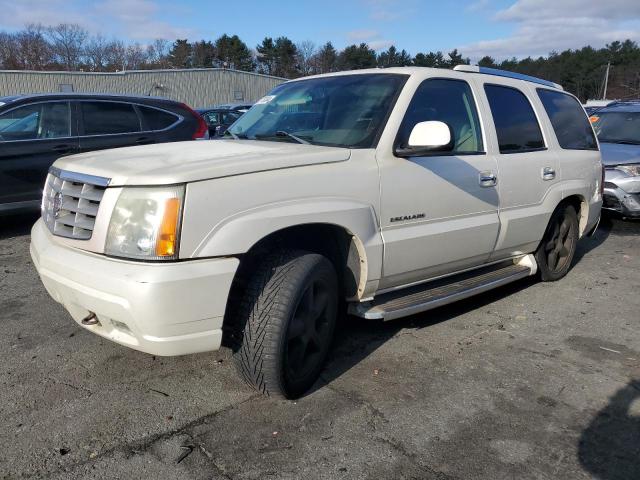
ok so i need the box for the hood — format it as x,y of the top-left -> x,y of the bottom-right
599,142 -> 640,167
53,140 -> 351,186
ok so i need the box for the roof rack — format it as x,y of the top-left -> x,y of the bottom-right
454,65 -> 563,90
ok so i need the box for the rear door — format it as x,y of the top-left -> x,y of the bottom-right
480,83 -> 560,259
0,100 -> 77,206
78,100 -> 151,152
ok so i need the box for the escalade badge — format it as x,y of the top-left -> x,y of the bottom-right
390,213 -> 426,223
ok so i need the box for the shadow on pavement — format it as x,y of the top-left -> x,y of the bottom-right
0,212 -> 39,241
314,276 -> 536,395
573,215 -> 612,264
315,216 -> 631,397
578,380 -> 640,480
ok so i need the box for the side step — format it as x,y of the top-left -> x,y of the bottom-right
350,255 -> 537,321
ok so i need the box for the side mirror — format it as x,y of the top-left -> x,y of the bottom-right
395,121 -> 454,157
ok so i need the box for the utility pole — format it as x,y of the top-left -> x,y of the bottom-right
602,61 -> 611,100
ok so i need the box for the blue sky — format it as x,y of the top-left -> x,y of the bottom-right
0,0 -> 639,60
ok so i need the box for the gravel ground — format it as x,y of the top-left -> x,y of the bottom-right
0,213 -> 638,480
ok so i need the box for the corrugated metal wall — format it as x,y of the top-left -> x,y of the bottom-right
0,69 -> 286,108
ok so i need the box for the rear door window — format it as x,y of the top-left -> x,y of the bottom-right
537,89 -> 597,150
139,106 -> 179,131
0,102 -> 71,141
81,101 -> 141,135
484,84 -> 545,153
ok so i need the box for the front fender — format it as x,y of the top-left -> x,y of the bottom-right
190,197 -> 384,286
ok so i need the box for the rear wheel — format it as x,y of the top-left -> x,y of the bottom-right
535,204 -> 579,281
231,250 -> 338,399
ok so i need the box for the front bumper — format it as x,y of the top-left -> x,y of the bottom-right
603,171 -> 640,217
30,219 -> 239,356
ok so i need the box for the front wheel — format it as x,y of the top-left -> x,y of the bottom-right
231,250 -> 338,399
535,204 -> 579,281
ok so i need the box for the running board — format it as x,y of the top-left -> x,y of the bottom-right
350,255 -> 537,321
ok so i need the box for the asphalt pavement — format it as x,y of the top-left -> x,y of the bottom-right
0,213 -> 638,480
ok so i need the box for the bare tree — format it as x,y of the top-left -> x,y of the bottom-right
125,43 -> 147,70
46,23 -> 88,70
85,34 -> 110,71
105,40 -> 126,71
296,40 -> 317,76
146,38 -> 170,68
0,32 -> 19,69
15,24 -> 51,70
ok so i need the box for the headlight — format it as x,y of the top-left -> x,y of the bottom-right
105,185 -> 184,260
615,164 -> 640,177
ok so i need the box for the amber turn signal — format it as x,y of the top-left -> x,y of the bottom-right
156,197 -> 181,257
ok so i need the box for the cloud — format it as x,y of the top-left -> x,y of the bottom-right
347,29 -> 380,41
367,39 -> 394,50
345,28 -> 392,50
0,0 -> 195,41
466,0 -> 490,13
361,0 -> 414,22
0,0 -> 90,28
460,0 -> 640,60
95,0 -> 194,40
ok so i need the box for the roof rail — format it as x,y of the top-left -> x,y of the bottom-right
454,65 -> 563,90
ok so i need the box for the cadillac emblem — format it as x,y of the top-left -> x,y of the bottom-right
52,192 -> 63,219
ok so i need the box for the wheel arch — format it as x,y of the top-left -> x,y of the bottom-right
561,193 -> 589,236
220,221 -> 372,349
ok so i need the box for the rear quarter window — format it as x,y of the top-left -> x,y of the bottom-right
139,106 -> 179,131
537,89 -> 597,150
484,84 -> 545,154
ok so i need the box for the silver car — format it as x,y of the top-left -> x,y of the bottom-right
592,101 -> 640,217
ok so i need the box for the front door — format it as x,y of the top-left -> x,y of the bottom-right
378,78 -> 500,289
0,101 -> 77,206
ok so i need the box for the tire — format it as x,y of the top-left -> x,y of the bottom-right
231,250 -> 338,399
535,204 -> 579,282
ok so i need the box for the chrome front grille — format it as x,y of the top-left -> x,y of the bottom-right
42,167 -> 110,240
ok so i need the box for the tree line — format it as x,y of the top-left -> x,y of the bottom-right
1,23 -> 639,101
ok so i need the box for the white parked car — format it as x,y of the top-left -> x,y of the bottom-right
31,66 -> 603,398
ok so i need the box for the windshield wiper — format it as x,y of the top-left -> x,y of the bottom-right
274,131 -> 311,145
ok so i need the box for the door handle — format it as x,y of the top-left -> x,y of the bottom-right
479,171 -> 497,187
542,167 -> 556,181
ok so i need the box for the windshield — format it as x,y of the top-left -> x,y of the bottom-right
228,74 -> 407,148
592,111 -> 640,145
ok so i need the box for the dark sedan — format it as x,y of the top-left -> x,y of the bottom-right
0,93 -> 208,215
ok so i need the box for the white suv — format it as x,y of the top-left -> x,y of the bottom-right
31,66 -> 602,398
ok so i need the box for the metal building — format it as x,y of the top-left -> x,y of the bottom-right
0,68 -> 286,108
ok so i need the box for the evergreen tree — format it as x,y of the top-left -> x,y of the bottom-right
256,36 -> 299,78
478,55 -> 497,68
191,40 -> 215,68
412,51 -> 445,67
167,39 -> 191,68
337,43 -> 377,70
377,46 -> 412,68
315,41 -> 338,73
214,34 -> 254,71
